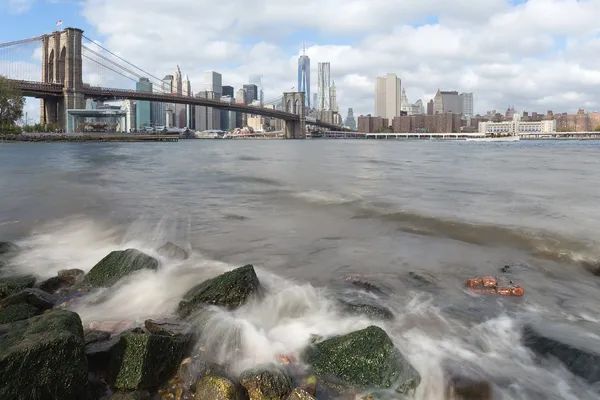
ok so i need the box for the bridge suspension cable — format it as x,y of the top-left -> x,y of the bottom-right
0,35 -> 42,81
0,36 -> 43,49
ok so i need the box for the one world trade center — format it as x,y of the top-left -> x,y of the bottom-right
297,45 -> 310,109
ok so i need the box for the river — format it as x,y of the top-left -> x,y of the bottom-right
1,139 -> 600,399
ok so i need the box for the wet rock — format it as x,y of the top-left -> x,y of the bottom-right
157,242 -> 189,261
337,300 -> 394,321
109,330 -> 189,390
522,320 -> 600,383
303,325 -> 421,393
287,387 -> 317,399
0,287 -> 55,312
86,375 -> 110,400
109,391 -> 151,400
446,376 -> 492,399
86,334 -> 121,374
408,270 -> 438,287
0,241 -> 19,255
85,329 -> 112,345
0,310 -> 87,399
38,275 -> 65,293
178,264 -> 263,318
194,376 -> 242,400
0,275 -> 36,299
86,249 -> 159,288
0,302 -> 40,323
145,318 -> 193,338
58,268 -> 86,285
348,279 -> 384,294
239,364 -> 294,400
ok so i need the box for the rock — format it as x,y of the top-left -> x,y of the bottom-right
109,391 -> 151,400
0,302 -> 40,323
86,249 -> 159,288
303,325 -> 421,393
522,320 -> 600,383
0,288 -> 56,311
0,241 -> 19,255
38,276 -> 65,293
109,330 -> 189,390
287,387 -> 317,399
144,318 -> 193,338
178,264 -> 263,318
0,310 -> 87,400
194,376 -> 242,400
408,270 -> 438,287
84,329 -> 112,345
446,376 -> 492,399
58,268 -> 86,285
86,375 -> 110,400
239,364 -> 294,400
86,335 -> 121,374
157,242 -> 189,261
337,300 -> 394,321
0,275 -> 36,299
349,280 -> 384,294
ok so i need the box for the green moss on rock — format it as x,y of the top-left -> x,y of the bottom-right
239,364 -> 294,400
0,310 -> 87,399
194,376 -> 241,400
157,242 -> 189,261
303,326 -> 421,393
0,302 -> 39,323
0,275 -> 36,299
1,288 -> 55,311
109,331 -> 189,390
337,300 -> 394,321
178,264 -> 263,317
0,241 -> 19,255
287,387 -> 317,399
86,249 -> 159,288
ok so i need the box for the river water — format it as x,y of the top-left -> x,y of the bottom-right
1,139 -> 600,399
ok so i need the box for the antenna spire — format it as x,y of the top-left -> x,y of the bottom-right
302,42 -> 306,56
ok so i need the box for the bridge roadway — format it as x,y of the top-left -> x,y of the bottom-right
8,80 -> 344,131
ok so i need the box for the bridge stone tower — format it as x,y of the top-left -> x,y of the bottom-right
283,92 -> 306,139
40,28 -> 85,128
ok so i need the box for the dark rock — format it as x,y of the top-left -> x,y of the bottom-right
58,268 -> 86,285
501,265 -> 511,273
0,310 -> 87,400
0,302 -> 40,323
157,242 -> 189,261
0,241 -> 19,255
0,288 -> 56,311
337,300 -> 394,321
178,264 -> 263,318
144,318 -> 193,337
108,391 -> 151,400
0,275 -> 36,299
194,376 -> 243,400
446,375 -> 492,399
86,335 -> 120,374
522,320 -> 600,383
86,249 -> 159,288
303,325 -> 421,393
38,275 -> 65,293
84,329 -> 112,345
109,330 -> 189,390
287,387 -> 317,399
408,270 -> 438,287
86,375 -> 110,400
239,364 -> 294,400
349,279 -> 384,294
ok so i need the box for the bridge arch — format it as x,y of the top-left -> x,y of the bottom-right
294,99 -> 300,116
58,46 -> 67,84
47,49 -> 55,82
286,99 -> 292,113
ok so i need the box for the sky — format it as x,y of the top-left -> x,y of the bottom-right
2,0 -> 600,122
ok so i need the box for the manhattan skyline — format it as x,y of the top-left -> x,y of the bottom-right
1,0 -> 600,121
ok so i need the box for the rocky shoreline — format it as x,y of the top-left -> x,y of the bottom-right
1,241 -> 599,399
0,134 -> 178,142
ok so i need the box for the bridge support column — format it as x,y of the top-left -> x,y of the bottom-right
282,92 -> 306,139
40,98 -> 59,126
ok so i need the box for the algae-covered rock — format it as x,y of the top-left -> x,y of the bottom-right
109,390 -> 151,400
194,376 -> 242,400
239,364 -> 294,400
0,288 -> 55,311
109,330 -> 189,390
0,310 -> 87,400
144,318 -> 193,338
0,241 -> 19,255
178,264 -> 263,317
0,275 -> 36,299
303,325 -> 421,393
337,300 -> 394,321
84,329 -> 112,345
287,387 -> 317,399
157,242 -> 189,261
38,276 -> 64,293
58,268 -> 85,285
0,302 -> 40,323
86,249 -> 159,288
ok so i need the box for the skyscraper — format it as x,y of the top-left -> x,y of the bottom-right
317,62 -> 331,111
183,74 -> 192,128
345,108 -> 356,130
441,91 -> 461,114
330,81 -> 338,112
243,84 -> 258,103
222,85 -> 234,98
204,71 -> 222,94
135,77 -> 152,129
173,66 -> 183,95
460,93 -> 474,118
374,73 -> 401,121
249,75 -> 263,105
313,93 -> 317,109
297,45 -> 310,109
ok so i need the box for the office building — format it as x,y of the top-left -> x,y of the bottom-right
317,62 -> 331,111
222,85 -> 234,98
298,46 -> 310,108
220,96 -> 236,131
204,71 -> 222,94
330,81 -> 338,112
460,93 -> 474,119
244,84 -> 258,103
374,73 -> 401,122
122,100 -> 136,132
344,108 -> 357,130
249,75 -> 263,105
135,77 -> 152,129
195,91 -> 220,131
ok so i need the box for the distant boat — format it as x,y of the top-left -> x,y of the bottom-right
465,135 -> 520,142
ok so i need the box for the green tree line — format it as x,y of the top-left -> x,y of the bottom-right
0,75 -> 24,133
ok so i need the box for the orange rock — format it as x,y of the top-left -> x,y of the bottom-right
496,287 -> 511,296
466,278 -> 483,287
468,288 -> 497,295
276,354 -> 292,365
480,276 -> 497,288
511,286 -> 524,296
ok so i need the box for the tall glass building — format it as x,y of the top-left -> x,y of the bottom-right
135,78 -> 152,129
297,50 -> 310,109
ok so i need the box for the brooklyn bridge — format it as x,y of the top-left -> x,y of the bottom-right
0,27 -> 345,138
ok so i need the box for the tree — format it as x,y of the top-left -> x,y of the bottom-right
0,76 -> 24,128
594,125 -> 600,132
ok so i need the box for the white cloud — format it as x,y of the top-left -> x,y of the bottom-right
69,0 -> 600,117
7,0 -> 35,13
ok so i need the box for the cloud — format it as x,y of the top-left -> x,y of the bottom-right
7,0 -> 35,13
67,0 -> 600,118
